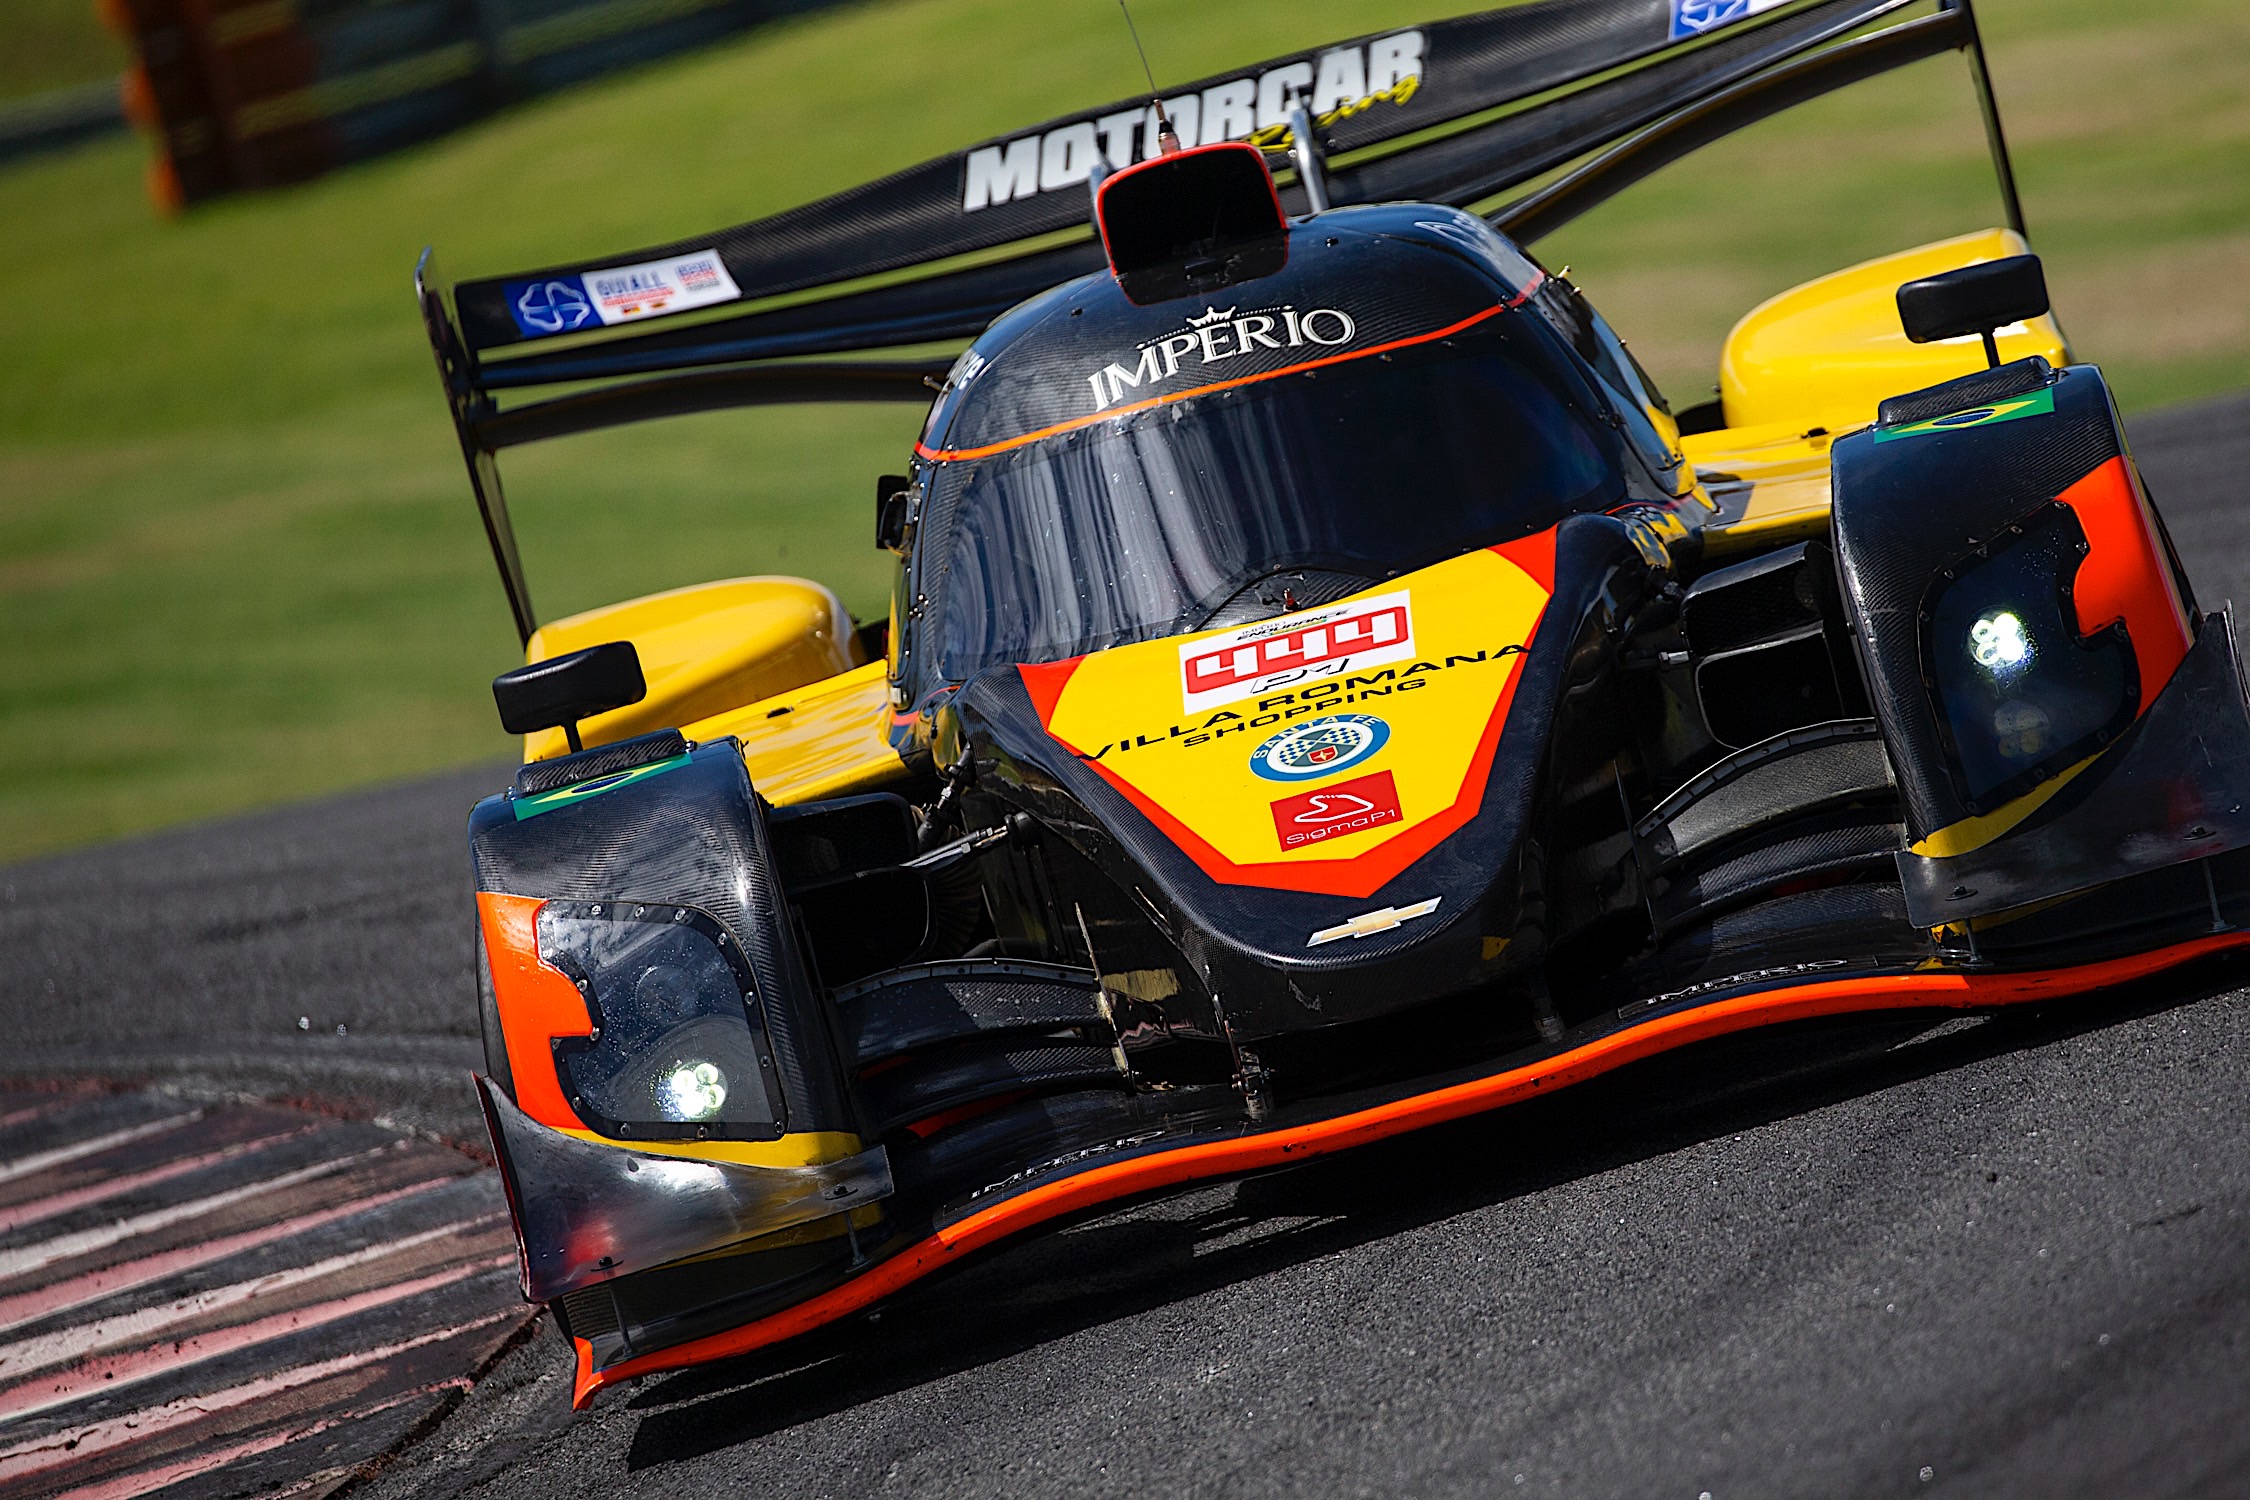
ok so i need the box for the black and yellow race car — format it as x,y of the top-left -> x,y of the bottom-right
416,0 -> 2250,1406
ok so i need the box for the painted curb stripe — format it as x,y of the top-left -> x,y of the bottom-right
0,1096 -> 531,1499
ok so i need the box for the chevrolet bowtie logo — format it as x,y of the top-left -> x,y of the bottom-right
1307,897 -> 1441,948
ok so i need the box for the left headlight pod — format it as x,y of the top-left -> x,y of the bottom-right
1919,501 -> 2136,815
537,901 -> 784,1140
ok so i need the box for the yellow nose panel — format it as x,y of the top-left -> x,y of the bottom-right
1023,537 -> 1558,900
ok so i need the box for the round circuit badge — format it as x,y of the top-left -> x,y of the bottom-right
1248,714 -> 1392,782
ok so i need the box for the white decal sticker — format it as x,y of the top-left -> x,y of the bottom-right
962,32 -> 1425,212
1086,303 -> 1358,411
1179,590 -> 1414,715
580,249 -> 741,327
1308,897 -> 1441,948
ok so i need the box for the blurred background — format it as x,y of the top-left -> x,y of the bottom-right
2,0 -> 2244,864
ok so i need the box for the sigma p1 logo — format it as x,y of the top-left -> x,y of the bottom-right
1270,770 -> 1403,848
1180,590 -> 1413,713
1249,714 -> 1391,782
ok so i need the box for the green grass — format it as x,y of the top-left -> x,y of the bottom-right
1539,0 -> 2250,412
2,0 -> 2247,861
1,0 -> 124,103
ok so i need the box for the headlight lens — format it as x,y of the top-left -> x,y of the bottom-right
1969,610 -> 2031,672
659,1061 -> 730,1121
1924,503 -> 2136,814
537,902 -> 782,1139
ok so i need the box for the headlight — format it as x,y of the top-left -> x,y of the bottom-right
659,1061 -> 730,1121
1923,502 -> 2135,814
537,902 -> 783,1140
1969,610 -> 2031,672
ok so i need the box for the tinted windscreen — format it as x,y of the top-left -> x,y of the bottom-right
925,325 -> 1619,678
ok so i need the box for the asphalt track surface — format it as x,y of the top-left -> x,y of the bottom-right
5,391 -> 2249,1497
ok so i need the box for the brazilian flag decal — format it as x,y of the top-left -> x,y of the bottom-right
512,753 -> 690,820
1876,387 -> 2055,443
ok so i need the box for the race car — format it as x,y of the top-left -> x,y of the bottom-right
417,0 -> 2250,1406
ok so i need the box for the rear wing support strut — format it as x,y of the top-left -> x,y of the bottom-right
416,249 -> 943,647
415,0 -> 2038,648
1492,0 -> 2025,246
418,248 -> 537,645
1957,0 -> 2028,239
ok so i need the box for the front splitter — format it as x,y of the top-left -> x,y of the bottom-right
572,929 -> 2250,1405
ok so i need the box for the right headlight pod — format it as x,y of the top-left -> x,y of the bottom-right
1921,501 -> 2137,815
537,901 -> 784,1141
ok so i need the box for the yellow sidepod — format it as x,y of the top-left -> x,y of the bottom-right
522,577 -> 863,760
685,659 -> 913,805
1683,425 -> 1838,558
1720,227 -> 2071,435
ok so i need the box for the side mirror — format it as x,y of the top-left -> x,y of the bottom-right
1895,254 -> 2049,369
875,473 -> 912,553
493,640 -> 645,754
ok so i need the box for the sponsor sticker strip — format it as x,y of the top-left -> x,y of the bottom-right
504,249 -> 741,339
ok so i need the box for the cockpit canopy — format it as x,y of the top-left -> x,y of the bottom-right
897,204 -> 1682,701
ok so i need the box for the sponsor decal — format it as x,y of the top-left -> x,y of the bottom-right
1668,0 -> 1791,40
508,278 -> 595,336
1088,303 -> 1361,412
1270,770 -> 1403,849
1875,387 -> 2056,443
504,249 -> 740,339
1615,958 -> 1852,1017
1180,591 -> 1412,712
968,1129 -> 1169,1201
1308,896 -> 1440,947
962,32 -> 1426,213
1248,713 -> 1391,782
512,754 -> 690,820
1035,543 -> 1554,897
1079,644 -> 1522,762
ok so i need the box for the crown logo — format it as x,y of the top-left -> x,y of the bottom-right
1187,305 -> 1237,328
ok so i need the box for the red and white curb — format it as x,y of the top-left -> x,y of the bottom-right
0,1087 -> 531,1499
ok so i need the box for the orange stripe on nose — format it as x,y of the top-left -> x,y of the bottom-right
916,303 -> 1509,463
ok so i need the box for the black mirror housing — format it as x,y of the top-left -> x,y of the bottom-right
1896,254 -> 2049,364
876,473 -> 912,552
494,640 -> 646,751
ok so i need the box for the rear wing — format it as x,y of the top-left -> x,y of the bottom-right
420,0 -> 2020,643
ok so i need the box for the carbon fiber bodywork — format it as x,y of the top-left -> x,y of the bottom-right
464,342 -> 2250,1400
423,0 -> 2245,1408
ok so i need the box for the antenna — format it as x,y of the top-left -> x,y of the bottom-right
1115,0 -> 1181,154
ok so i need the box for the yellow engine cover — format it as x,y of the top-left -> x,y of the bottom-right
522,576 -> 861,760
1720,228 -> 2072,436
